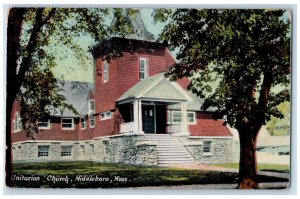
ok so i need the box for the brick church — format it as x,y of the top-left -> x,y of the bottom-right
11,12 -> 235,165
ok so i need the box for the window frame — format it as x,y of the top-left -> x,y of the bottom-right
61,118 -> 74,130
13,112 -> 22,132
187,111 -> 196,124
139,58 -> 149,80
203,140 -> 212,154
103,60 -> 109,83
38,118 -> 51,129
90,114 -> 96,128
81,117 -> 86,130
100,111 -> 113,121
61,145 -> 72,157
88,99 -> 95,114
171,111 -> 182,124
38,145 -> 50,157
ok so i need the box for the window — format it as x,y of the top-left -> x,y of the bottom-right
13,112 -> 22,132
38,118 -> 50,129
187,112 -> 196,124
103,60 -> 109,83
90,115 -> 95,128
139,58 -> 149,80
88,100 -> 95,114
172,111 -> 182,123
203,141 -> 212,153
81,117 -> 86,130
38,145 -> 50,157
100,111 -> 113,121
62,118 -> 74,130
61,146 -> 72,156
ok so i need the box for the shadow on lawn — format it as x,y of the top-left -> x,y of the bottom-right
10,161 -> 289,188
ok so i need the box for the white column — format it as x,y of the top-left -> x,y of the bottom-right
181,102 -> 188,134
138,100 -> 143,132
133,100 -> 139,131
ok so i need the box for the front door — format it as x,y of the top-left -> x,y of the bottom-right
142,105 -> 155,133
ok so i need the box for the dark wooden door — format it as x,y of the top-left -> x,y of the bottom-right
142,105 -> 155,133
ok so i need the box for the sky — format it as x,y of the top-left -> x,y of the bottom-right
51,9 -> 167,83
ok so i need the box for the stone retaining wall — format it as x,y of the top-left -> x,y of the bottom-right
12,134 -> 157,166
178,136 -> 234,164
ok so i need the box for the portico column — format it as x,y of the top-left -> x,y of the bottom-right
181,102 -> 188,133
138,100 -> 143,132
133,100 -> 139,131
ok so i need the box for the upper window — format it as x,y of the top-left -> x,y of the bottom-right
88,100 -> 95,114
13,112 -> 22,132
103,60 -> 109,83
139,58 -> 149,80
38,118 -> 50,129
62,118 -> 74,130
187,112 -> 196,124
100,111 -> 113,121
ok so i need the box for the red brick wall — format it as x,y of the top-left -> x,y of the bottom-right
189,112 -> 232,137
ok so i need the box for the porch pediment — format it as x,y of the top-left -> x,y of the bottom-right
117,73 -> 189,104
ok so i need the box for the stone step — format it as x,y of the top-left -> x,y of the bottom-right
158,160 -> 194,165
158,157 -> 194,161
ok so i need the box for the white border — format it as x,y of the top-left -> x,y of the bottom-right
1,0 -> 298,198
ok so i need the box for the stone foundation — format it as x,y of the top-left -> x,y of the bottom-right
178,136 -> 234,164
12,133 -> 157,166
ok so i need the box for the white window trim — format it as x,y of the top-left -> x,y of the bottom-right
103,60 -> 109,83
187,111 -> 197,125
81,117 -> 86,130
100,111 -> 113,121
38,118 -> 51,129
90,115 -> 95,128
171,111 -> 182,124
62,118 -> 74,130
139,58 -> 149,80
88,99 -> 95,114
13,112 -> 22,132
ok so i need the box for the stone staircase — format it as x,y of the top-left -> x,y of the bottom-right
143,134 -> 194,165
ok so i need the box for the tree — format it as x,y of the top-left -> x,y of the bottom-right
6,7 -> 136,186
153,9 -> 291,189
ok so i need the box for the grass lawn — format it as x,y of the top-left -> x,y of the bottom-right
212,163 -> 290,173
11,161 -> 288,188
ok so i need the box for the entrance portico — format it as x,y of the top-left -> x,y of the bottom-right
117,73 -> 192,135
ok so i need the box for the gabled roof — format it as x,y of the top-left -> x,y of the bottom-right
117,73 -> 188,103
50,81 -> 94,117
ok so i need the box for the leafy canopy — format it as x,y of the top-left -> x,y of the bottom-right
153,9 -> 291,128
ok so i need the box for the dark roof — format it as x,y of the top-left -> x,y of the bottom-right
50,81 -> 94,117
189,119 -> 233,137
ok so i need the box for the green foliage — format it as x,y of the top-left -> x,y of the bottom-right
9,8 -> 136,138
266,101 -> 290,135
155,9 -> 291,129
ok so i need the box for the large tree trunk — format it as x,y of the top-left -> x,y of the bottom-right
6,8 -> 25,187
237,125 -> 260,189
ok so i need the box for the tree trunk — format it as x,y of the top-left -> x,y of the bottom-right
6,8 -> 25,187
237,126 -> 260,189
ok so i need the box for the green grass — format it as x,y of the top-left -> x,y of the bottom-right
10,161 -> 288,188
212,163 -> 290,173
